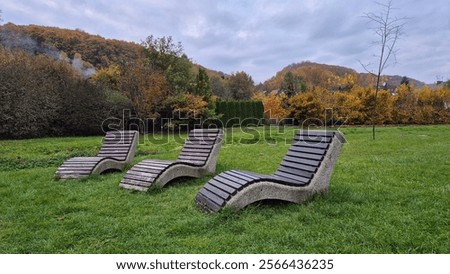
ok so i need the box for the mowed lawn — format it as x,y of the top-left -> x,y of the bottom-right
0,125 -> 448,254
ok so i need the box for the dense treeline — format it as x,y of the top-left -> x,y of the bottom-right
0,48 -> 109,138
257,74 -> 450,126
0,46 -> 218,139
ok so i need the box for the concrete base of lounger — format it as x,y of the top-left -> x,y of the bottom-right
54,130 -> 138,180
195,130 -> 345,213
224,134 -> 344,211
154,141 -> 222,188
120,163 -> 216,192
90,158 -> 133,175
120,129 -> 223,191
55,157 -> 131,179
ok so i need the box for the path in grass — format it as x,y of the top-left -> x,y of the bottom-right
0,125 -> 449,253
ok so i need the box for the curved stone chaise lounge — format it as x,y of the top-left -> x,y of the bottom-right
54,130 -> 139,180
195,130 -> 345,213
120,129 -> 224,192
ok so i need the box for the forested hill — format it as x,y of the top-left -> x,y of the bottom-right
259,61 -> 425,92
0,23 -> 145,70
0,23 -> 227,79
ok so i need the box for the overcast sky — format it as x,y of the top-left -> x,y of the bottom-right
1,0 -> 449,84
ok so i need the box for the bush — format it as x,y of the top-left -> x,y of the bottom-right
0,47 -> 109,139
215,100 -> 264,127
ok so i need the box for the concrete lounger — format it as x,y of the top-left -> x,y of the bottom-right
54,130 -> 139,180
120,129 -> 224,192
195,130 -> 345,213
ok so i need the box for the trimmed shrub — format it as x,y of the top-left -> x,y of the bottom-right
215,100 -> 264,127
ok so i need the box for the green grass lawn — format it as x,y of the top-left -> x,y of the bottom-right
0,125 -> 449,253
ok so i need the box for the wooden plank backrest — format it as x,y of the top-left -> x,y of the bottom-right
97,131 -> 136,161
274,130 -> 335,184
176,129 -> 221,165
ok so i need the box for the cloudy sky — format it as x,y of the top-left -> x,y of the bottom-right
1,0 -> 449,83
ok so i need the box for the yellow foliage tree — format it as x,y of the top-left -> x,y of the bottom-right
333,73 -> 357,91
392,83 -> 416,124
91,64 -> 121,89
333,91 -> 366,125
162,92 -> 210,129
259,93 -> 290,122
289,91 -> 325,126
375,89 -> 395,124
414,85 -> 450,124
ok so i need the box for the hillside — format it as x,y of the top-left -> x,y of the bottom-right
0,23 -> 144,69
259,61 -> 425,92
0,23 -> 229,80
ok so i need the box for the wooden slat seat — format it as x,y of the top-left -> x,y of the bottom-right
195,130 -> 346,214
120,129 -> 223,192
54,130 -> 138,179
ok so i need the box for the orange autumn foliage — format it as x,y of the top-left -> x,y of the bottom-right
255,83 -> 450,126
253,92 -> 290,122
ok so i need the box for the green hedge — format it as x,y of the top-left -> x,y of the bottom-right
215,100 -> 264,127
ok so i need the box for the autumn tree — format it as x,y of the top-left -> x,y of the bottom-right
91,64 -> 121,90
280,71 -> 307,97
142,35 -> 193,94
194,67 -> 212,102
361,0 -> 407,139
333,90 -> 366,124
414,86 -> 450,124
289,91 -> 325,126
92,64 -> 133,118
210,76 -> 229,99
256,92 -> 290,122
334,73 -> 357,91
228,71 -> 255,100
374,89 -> 394,124
161,93 -> 210,130
392,83 -> 415,123
119,60 -> 170,120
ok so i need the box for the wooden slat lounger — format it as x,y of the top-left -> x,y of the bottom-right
120,129 -> 224,191
54,130 -> 139,179
195,130 -> 345,213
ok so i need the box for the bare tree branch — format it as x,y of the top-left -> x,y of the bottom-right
362,0 -> 408,140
